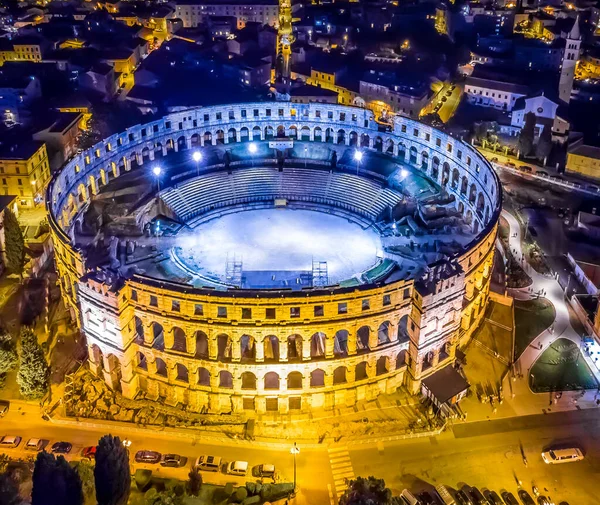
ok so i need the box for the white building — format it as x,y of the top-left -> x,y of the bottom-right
174,0 -> 279,29
464,76 -> 529,111
511,92 -> 570,141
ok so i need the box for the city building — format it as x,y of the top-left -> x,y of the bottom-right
511,92 -> 570,142
0,72 -> 42,125
566,140 -> 600,180
464,76 -> 529,111
174,0 -> 279,30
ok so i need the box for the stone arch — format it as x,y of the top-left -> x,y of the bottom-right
311,369 -> 325,387
442,162 -> 450,187
451,168 -> 460,189
349,131 -> 359,146
377,321 -> 391,345
333,366 -> 347,384
195,330 -> 208,358
396,349 -> 408,368
240,126 -> 250,141
134,316 -> 144,344
287,334 -> 302,362
460,176 -> 468,195
203,131 -> 212,144
476,193 -> 485,215
172,326 -> 186,352
431,157 -> 440,180
337,129 -> 346,144
397,314 -> 410,342
300,126 -> 310,141
252,125 -> 261,140
314,126 -> 323,141
473,220 -> 480,234
469,183 -> 477,204
264,335 -> 280,362
241,371 -> 257,390
219,370 -> 233,388
421,151 -> 429,170
287,371 -> 303,389
176,363 -> 188,382
385,138 -> 394,154
197,367 -> 210,386
217,334 -> 232,361
357,326 -> 370,351
409,146 -> 418,164
190,133 -> 200,146
276,125 -> 286,137
458,201 -> 465,214
215,129 -> 225,144
398,143 -> 406,159
136,351 -> 147,370
265,125 -> 274,139
141,146 -> 151,160
90,344 -> 104,370
361,133 -> 370,148
311,332 -> 326,359
240,334 -> 256,362
325,127 -> 334,143
374,136 -> 383,151
152,322 -> 164,351
376,355 -> 389,375
355,361 -> 368,381
264,371 -> 280,390
334,330 -> 349,358
465,209 -> 473,225
155,357 -> 167,377
176,135 -> 187,150
227,127 -> 237,142
289,125 -> 298,139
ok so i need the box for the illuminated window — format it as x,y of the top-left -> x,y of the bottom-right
194,304 -> 203,316
290,307 -> 300,318
242,307 -> 252,319
362,299 -> 370,311
383,294 -> 391,306
149,295 -> 158,307
337,303 -> 347,314
172,300 -> 180,312
314,305 -> 324,317
217,306 -> 227,318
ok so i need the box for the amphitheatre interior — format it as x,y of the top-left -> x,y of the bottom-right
48,103 -> 501,415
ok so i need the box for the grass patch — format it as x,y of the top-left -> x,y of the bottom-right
530,337 -> 598,392
514,298 -> 555,359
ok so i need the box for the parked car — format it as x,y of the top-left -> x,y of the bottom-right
418,491 -> 439,505
469,487 -> 489,505
500,491 -> 519,505
456,490 -> 474,505
51,442 -> 72,454
0,436 -> 21,448
541,447 -> 583,464
195,455 -> 221,472
25,438 -> 45,451
0,400 -> 9,417
483,491 -> 503,505
227,460 -> 248,476
256,464 -> 276,478
161,454 -> 183,467
517,490 -> 535,505
135,450 -> 162,464
537,497 -> 553,505
81,446 -> 97,460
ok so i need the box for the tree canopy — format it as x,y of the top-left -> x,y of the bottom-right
16,327 -> 49,399
3,208 -> 25,277
0,331 -> 18,383
517,112 -> 536,158
339,476 -> 396,505
32,451 -> 83,505
95,435 -> 131,505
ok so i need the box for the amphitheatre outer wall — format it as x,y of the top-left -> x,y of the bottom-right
47,102 -> 501,415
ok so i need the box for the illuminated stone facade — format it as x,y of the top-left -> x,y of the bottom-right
47,102 -> 501,414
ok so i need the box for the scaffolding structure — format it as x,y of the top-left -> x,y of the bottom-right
312,260 -> 329,287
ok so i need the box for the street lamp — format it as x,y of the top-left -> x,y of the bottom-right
153,165 -> 162,194
304,146 -> 308,168
248,142 -> 257,166
290,442 -> 300,492
192,150 -> 202,177
354,150 -> 363,175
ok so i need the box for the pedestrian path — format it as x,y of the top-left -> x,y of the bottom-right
328,446 -> 355,503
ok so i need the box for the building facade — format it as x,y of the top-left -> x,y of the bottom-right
174,0 -> 279,30
47,102 -> 501,414
0,141 -> 50,207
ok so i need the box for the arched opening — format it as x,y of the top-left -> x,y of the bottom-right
137,351 -> 147,370
177,135 -> 187,150
334,330 -> 348,358
397,315 -> 410,342
190,133 -> 200,146
442,162 -> 450,187
264,335 -> 280,362
265,125 -> 274,139
240,127 -> 249,141
421,151 -> 429,170
451,168 -> 460,190
300,126 -> 310,141
431,157 -> 440,180
264,371 -> 280,390
333,367 -> 347,385
287,371 -> 303,389
176,363 -> 189,382
460,176 -> 468,195
217,334 -> 232,361
172,327 -> 187,352
215,129 -> 225,144
377,321 -> 391,345
289,125 -> 298,139
396,349 -> 408,368
241,371 -> 257,390
422,351 -> 434,372
325,127 -> 334,143
458,201 -> 465,214
398,143 -> 406,159
155,358 -> 167,377
355,362 -> 368,381
311,332 -> 326,359
337,129 -> 346,144
314,127 -> 323,141
349,131 -> 358,146
227,128 -> 236,143
219,370 -> 233,388
134,316 -> 144,344
385,138 -> 394,154
357,326 -> 370,352
152,323 -> 164,351
195,331 -> 208,359
310,369 -> 325,387
90,344 -> 103,370
252,126 -> 261,140
476,193 -> 485,216
440,341 -> 451,361
287,334 -> 302,362
277,125 -> 286,138
198,367 -> 210,386
469,183 -> 477,204
374,136 -> 383,151
409,146 -> 418,164
376,356 -> 389,375
141,146 -> 150,161
240,335 -> 256,362
361,133 -> 370,148
203,132 -> 212,145
466,209 -> 473,225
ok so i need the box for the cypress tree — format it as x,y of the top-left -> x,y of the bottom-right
3,208 -> 24,277
16,327 -> 49,399
95,435 -> 131,505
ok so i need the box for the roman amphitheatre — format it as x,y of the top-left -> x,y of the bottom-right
47,102 -> 501,415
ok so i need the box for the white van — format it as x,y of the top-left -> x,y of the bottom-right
227,460 -> 248,476
195,455 -> 222,472
541,448 -> 584,464
435,485 -> 456,505
400,489 -> 422,505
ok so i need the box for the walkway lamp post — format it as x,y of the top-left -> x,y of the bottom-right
304,146 -> 308,168
354,150 -> 363,175
248,142 -> 257,166
290,442 -> 300,492
153,165 -> 162,194
192,150 -> 202,177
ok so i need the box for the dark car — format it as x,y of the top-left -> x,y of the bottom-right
537,497 -> 552,505
51,442 -> 72,454
457,490 -> 475,505
484,491 -> 503,505
0,400 -> 9,417
469,487 -> 489,505
161,454 -> 183,467
418,491 -> 439,505
501,492 -> 519,505
518,490 -> 536,505
135,450 -> 162,464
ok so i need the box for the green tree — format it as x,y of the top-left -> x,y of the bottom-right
536,125 -> 553,166
339,476 -> 395,505
32,451 -> 83,505
74,460 -> 95,503
0,472 -> 21,505
0,331 -> 18,387
95,435 -> 131,505
16,327 -> 49,399
517,112 -> 536,158
187,467 -> 202,496
3,208 -> 25,277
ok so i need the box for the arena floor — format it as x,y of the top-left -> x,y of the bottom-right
173,208 -> 383,287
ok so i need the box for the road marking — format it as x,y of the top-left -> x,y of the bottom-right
328,446 -> 355,502
327,484 -> 336,505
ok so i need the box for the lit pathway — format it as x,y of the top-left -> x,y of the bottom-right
501,210 -> 600,387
